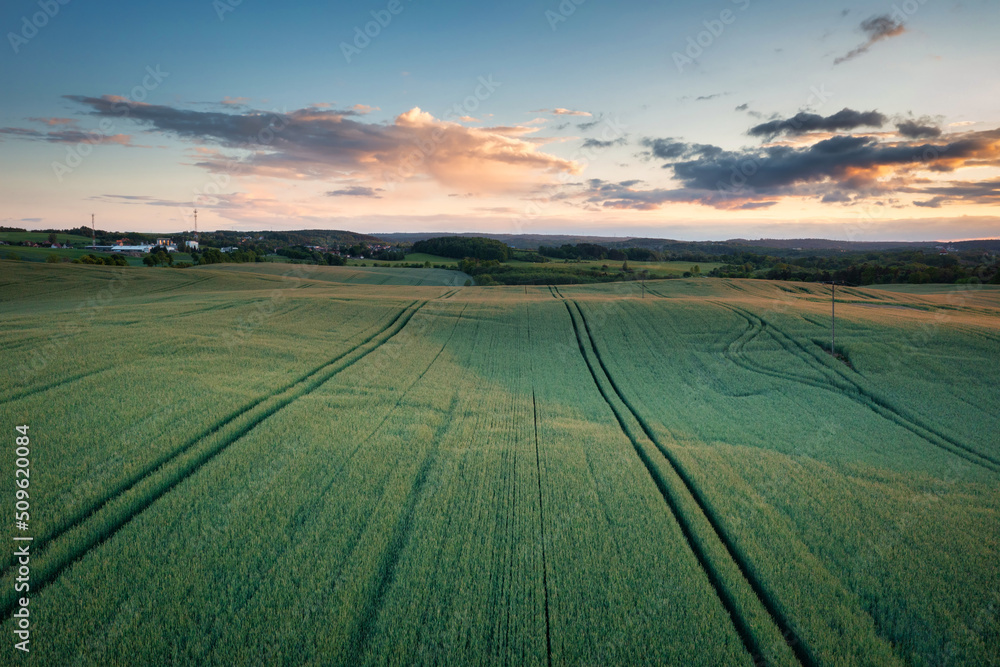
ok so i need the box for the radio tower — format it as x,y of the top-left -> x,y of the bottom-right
193,209 -> 198,240
91,213 -> 96,247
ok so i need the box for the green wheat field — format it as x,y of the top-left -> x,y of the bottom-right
1,260 -> 998,666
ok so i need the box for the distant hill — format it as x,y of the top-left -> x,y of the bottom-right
373,232 -> 999,253
725,238 -> 936,251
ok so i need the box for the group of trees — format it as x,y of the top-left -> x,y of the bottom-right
413,236 -> 510,261
710,250 -> 1000,285
75,253 -> 129,266
538,243 -> 661,262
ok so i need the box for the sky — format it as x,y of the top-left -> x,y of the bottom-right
1,0 -> 998,241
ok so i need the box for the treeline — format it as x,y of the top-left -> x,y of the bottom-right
539,243 -> 661,262
457,258 -> 661,286
413,236 -> 510,261
710,250 -> 1000,285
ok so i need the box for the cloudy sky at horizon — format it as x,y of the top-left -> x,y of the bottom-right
1,0 -> 998,241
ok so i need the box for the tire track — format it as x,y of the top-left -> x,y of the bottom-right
0,302 -> 429,610
347,391 -> 461,661
526,303 -> 554,667
144,275 -> 213,294
0,367 -> 112,405
719,303 -> 1000,473
347,302 -> 469,659
531,389 -> 554,667
566,300 -> 809,667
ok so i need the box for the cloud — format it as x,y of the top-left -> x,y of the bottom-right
684,92 -> 731,102
532,108 -> 592,117
603,126 -> 1000,210
582,178 -> 779,211
67,96 -> 581,193
896,119 -> 942,138
0,126 -> 134,145
834,15 -> 906,64
326,186 -> 384,198
640,137 -> 722,160
735,103 -> 750,112
27,117 -> 77,126
351,104 -> 379,114
221,96 -> 251,106
748,108 -> 887,138
908,178 -> 1000,207
668,131 -> 1000,193
581,137 -> 626,149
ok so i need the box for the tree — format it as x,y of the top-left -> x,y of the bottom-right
46,253 -> 60,263
47,232 -> 58,245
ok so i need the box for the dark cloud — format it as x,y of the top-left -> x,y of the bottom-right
668,131 -> 1000,193
908,178 -> 1000,207
0,126 -> 134,145
582,178 -> 779,210
735,103 -> 750,112
598,127 -> 1000,210
326,186 -> 384,198
581,137 -> 626,149
640,137 -> 722,161
576,114 -> 605,131
834,15 -> 906,64
748,108 -> 886,138
896,119 -> 942,138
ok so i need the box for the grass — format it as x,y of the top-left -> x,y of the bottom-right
0,264 -> 997,665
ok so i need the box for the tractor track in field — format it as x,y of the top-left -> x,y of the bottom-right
531,388 -> 554,667
951,323 -> 1000,345
565,299 -> 811,667
203,302 -> 469,662
348,390 -> 462,661
144,275 -> 213,294
526,303 -> 554,667
1,366 -> 112,405
347,302 -> 471,660
716,303 -> 1000,473
0,301 -> 435,618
